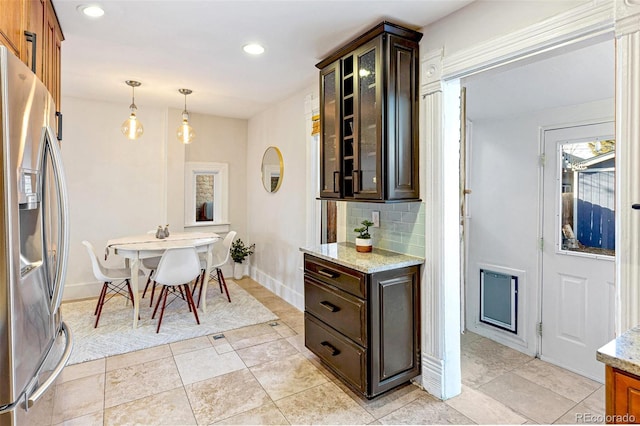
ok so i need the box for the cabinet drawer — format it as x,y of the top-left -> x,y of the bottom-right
305,277 -> 367,346
305,313 -> 366,394
304,254 -> 365,298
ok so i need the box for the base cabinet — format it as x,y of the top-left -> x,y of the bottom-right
303,253 -> 420,398
606,365 -> 640,423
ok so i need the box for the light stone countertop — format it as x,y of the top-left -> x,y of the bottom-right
597,325 -> 640,376
300,242 -> 424,274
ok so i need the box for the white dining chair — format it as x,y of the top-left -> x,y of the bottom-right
82,240 -> 144,328
151,246 -> 202,333
193,230 -> 236,306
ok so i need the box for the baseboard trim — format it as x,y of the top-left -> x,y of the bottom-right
250,267 -> 304,311
421,354 -> 445,399
62,280 -> 103,301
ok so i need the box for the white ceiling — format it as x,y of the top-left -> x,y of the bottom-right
53,0 -> 474,119
464,38 -> 615,121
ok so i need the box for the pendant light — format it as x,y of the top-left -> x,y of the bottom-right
121,80 -> 144,140
177,88 -> 195,144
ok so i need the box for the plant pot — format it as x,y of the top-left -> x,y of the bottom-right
233,262 -> 244,280
355,238 -> 372,253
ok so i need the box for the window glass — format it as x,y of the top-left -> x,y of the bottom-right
184,162 -> 229,231
195,174 -> 215,222
560,139 -> 615,256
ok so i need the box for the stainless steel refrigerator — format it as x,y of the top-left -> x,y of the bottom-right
0,46 -> 72,425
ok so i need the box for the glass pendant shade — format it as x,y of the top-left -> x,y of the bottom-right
121,80 -> 143,140
177,115 -> 195,144
121,112 -> 144,140
177,88 -> 195,144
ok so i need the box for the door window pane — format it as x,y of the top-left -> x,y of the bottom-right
560,139 -> 615,256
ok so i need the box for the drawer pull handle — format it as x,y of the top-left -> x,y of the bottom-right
320,301 -> 340,312
317,269 -> 339,279
321,341 -> 340,356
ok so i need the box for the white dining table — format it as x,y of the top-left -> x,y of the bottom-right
106,231 -> 221,328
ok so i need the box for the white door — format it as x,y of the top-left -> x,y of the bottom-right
541,121 -> 615,382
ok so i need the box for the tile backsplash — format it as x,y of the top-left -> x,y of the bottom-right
346,202 -> 425,257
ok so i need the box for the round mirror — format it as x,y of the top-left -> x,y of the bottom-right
261,146 -> 284,193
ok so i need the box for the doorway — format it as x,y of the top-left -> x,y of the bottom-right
540,122 -> 615,380
462,38 -> 615,381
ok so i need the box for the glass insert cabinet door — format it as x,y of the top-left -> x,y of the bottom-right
319,62 -> 340,198
354,39 -> 381,198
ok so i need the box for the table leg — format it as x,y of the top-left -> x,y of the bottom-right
201,243 -> 214,313
131,256 -> 140,328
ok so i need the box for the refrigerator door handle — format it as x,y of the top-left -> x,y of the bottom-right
26,322 -> 73,408
44,126 -> 69,314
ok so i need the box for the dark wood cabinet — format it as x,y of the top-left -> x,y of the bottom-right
303,253 -> 420,398
317,22 -> 422,202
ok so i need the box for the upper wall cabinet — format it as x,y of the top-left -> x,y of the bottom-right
0,0 -> 23,58
317,22 -> 422,202
0,0 -> 64,108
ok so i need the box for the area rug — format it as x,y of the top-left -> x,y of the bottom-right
62,279 -> 279,365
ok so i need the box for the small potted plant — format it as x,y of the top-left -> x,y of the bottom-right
354,219 -> 374,253
230,238 -> 255,279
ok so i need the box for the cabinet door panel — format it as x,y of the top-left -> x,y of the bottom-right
0,0 -> 23,54
386,35 -> 419,200
24,0 -> 45,79
319,62 -> 341,198
612,368 -> 640,423
370,266 -> 420,395
354,40 -> 382,199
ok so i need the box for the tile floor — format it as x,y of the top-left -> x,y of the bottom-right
44,278 -> 604,425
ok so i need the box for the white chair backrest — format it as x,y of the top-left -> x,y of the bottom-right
217,230 -> 237,265
82,240 -> 112,282
154,246 -> 201,286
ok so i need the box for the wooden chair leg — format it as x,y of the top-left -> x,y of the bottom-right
94,282 -> 109,328
152,286 -> 165,319
184,283 -> 193,313
94,282 -> 107,315
125,279 -> 135,302
156,286 -> 170,333
218,268 -> 231,303
149,281 -> 157,307
192,269 -> 204,297
124,279 -> 141,320
141,271 -> 153,298
184,284 -> 200,325
196,270 -> 205,308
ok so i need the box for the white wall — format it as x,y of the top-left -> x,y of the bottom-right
465,98 -> 614,354
61,97 -> 167,299
181,110 -> 248,239
61,98 -> 249,300
246,84 -> 314,310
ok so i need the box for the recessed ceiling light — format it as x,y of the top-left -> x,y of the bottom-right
243,43 -> 265,55
77,4 -> 105,18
